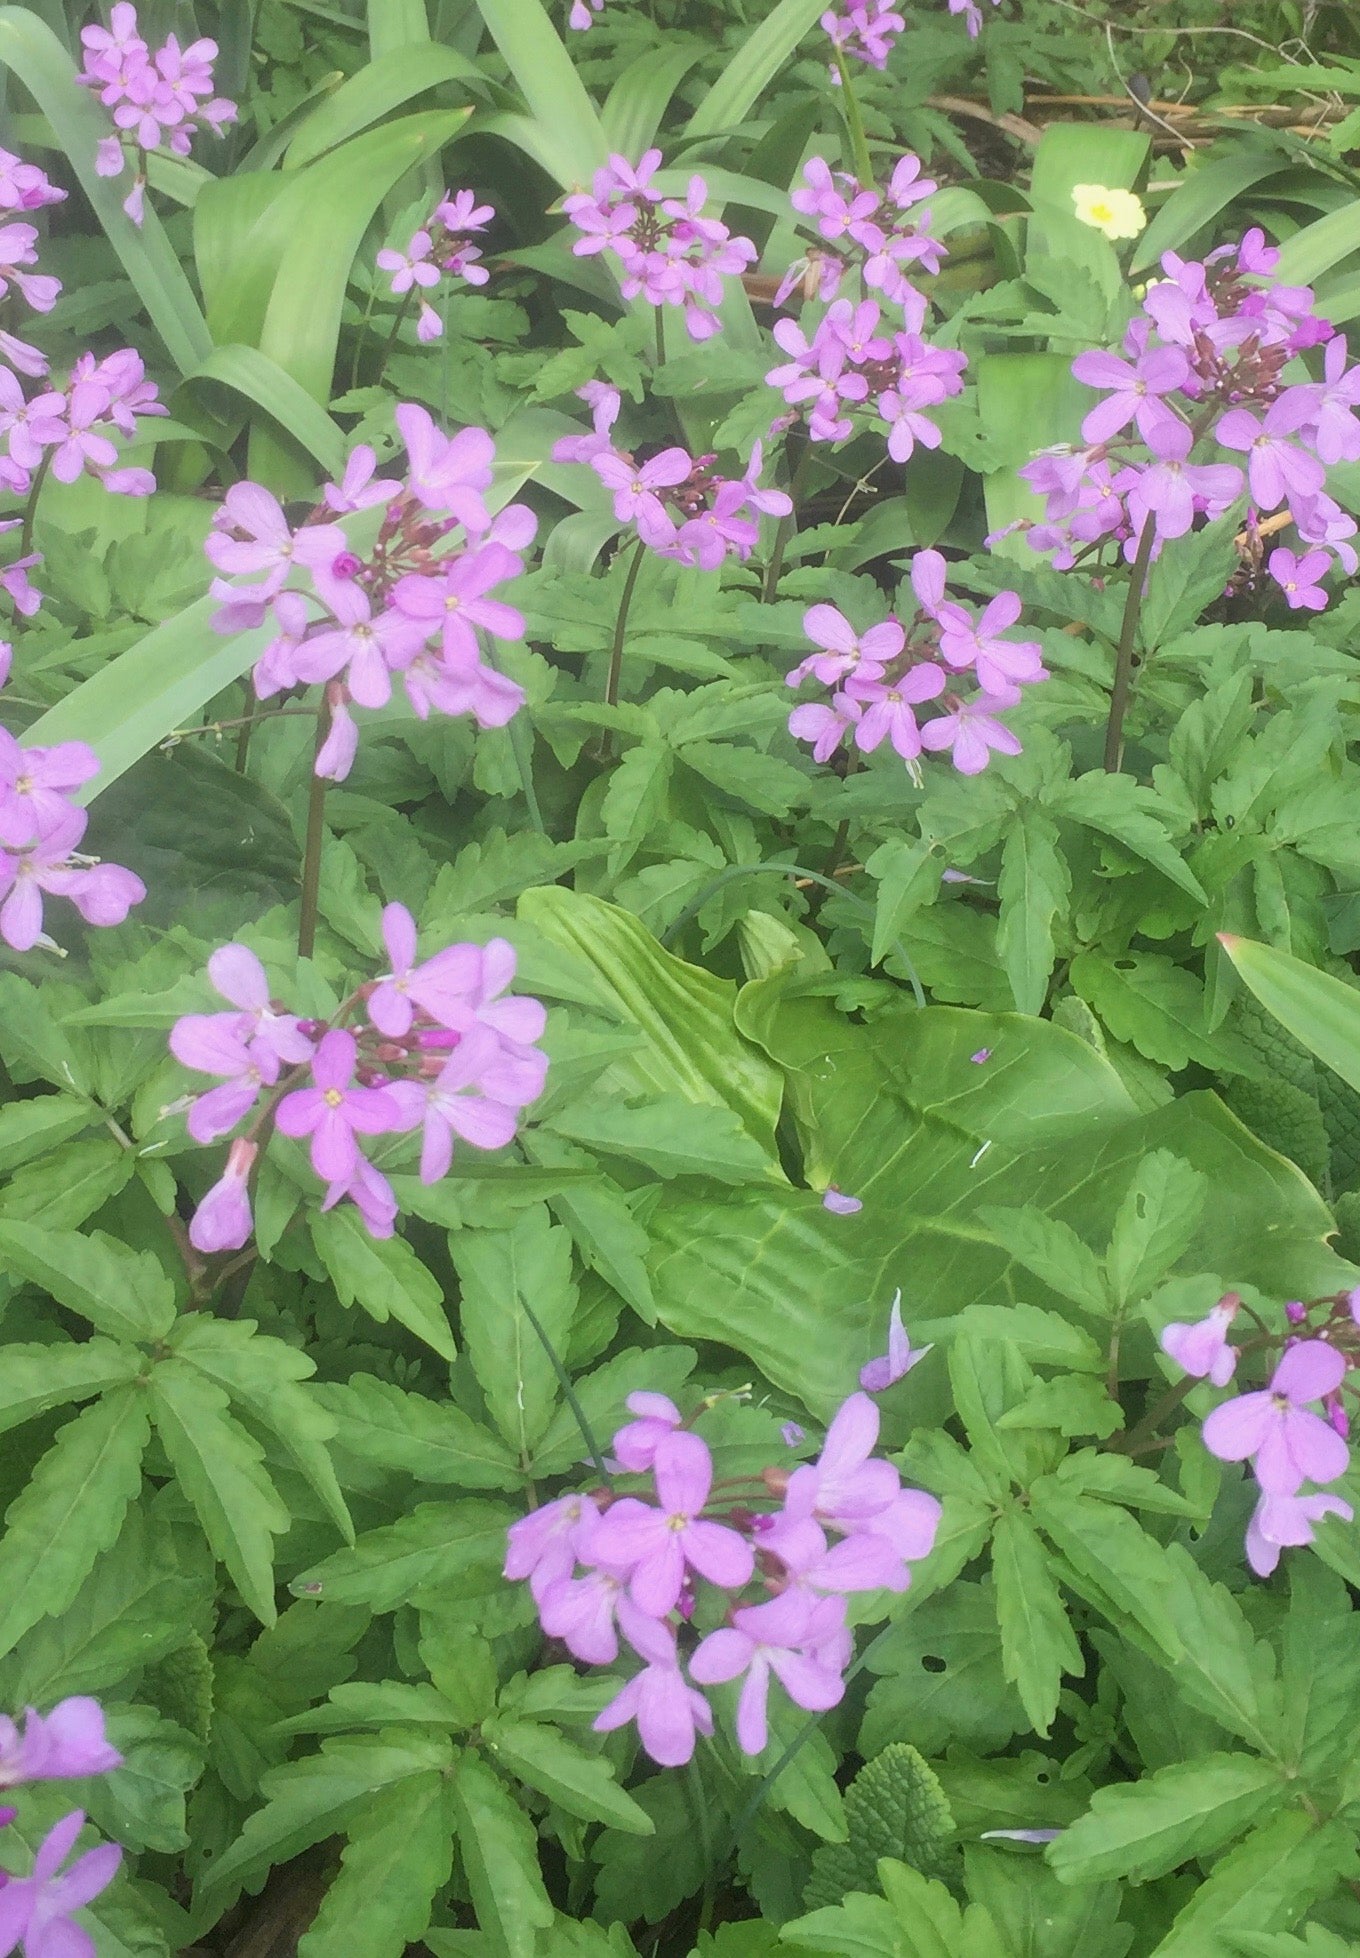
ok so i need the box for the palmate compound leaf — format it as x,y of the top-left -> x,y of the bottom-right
1048,1753 -> 1286,1885
648,976 -> 1353,1412
0,1386 -> 151,1658
804,1744 -> 956,1909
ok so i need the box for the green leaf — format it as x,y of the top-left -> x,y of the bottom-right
167,1316 -> 352,1544
1050,1754 -> 1283,1885
1050,772 -> 1206,903
0,1219 -> 176,1342
1219,936 -> 1360,1097
546,1093 -> 777,1182
201,1730 -> 454,1910
484,1716 -> 654,1833
449,1753 -> 554,1958
1147,1813 -> 1358,1955
990,1510 -> 1082,1736
316,1372 -> 521,1489
450,1204 -> 577,1458
805,1744 -> 956,1910
0,9 -> 210,372
996,810 -> 1069,1016
179,343 -> 348,477
296,1773 -> 458,1958
1071,951 -> 1242,1073
996,1376 -> 1121,1439
0,1339 -> 142,1437
1027,1485 -> 1184,1660
865,839 -> 941,969
0,1388 -> 150,1657
291,1500 -> 515,1612
861,1583 -> 1027,1758
149,1359 -> 289,1626
684,0 -> 824,137
1160,1545 -> 1284,1756
311,1207 -> 455,1359
1280,1562 -> 1360,1780
80,1703 -> 203,1855
285,41 -> 483,167
470,0 -> 607,185
1105,1151 -> 1206,1305
972,1213 -> 1110,1316
678,739 -> 809,818
0,1094 -> 97,1174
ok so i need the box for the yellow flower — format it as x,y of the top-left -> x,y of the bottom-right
1071,183 -> 1147,242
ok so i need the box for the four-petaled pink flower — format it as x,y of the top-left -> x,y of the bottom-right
585,1431 -> 754,1615
274,1029 -> 404,1183
0,1700 -> 121,1788
593,1615 -> 714,1767
1201,1340 -> 1350,1495
690,1592 -> 847,1755
1246,1488 -> 1354,1577
0,1810 -> 121,1958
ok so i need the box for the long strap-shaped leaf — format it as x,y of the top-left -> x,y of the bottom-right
179,343 -> 349,478
683,0 -> 824,140
283,41 -> 485,168
0,8 -> 211,374
471,0 -> 608,187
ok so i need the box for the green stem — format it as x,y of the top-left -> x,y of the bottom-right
654,304 -> 667,368
762,439 -> 812,604
297,699 -> 331,960
518,1289 -> 612,1484
348,283 -> 378,394
833,46 -> 875,187
605,535 -> 647,713
234,679 -> 258,774
374,290 -> 415,389
19,451 -> 52,560
1103,515 -> 1157,773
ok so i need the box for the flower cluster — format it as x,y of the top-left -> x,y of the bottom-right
563,151 -> 756,343
206,406 -> 535,779
1020,231 -> 1360,608
376,189 -> 494,345
77,2 -> 236,226
821,0 -> 905,68
0,683 -> 145,955
505,1389 -> 940,1765
1161,1289 -> 1359,1577
779,155 -> 944,311
786,547 -> 1046,777
552,385 -> 791,567
169,912 -> 547,1252
767,296 -> 966,465
0,1696 -> 123,1958
0,346 -> 165,506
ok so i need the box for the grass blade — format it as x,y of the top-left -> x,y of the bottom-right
684,0 -> 823,141
471,0 -> 607,186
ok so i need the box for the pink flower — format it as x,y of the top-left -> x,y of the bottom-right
1245,1489 -> 1354,1577
1268,546 -> 1329,611
0,805 -> 144,951
394,405 -> 493,530
376,231 -> 439,296
323,446 -> 400,514
689,1592 -> 847,1754
848,664 -> 947,762
389,542 -> 527,666
274,1029 -> 404,1184
538,1560 -> 654,1664
0,733 -> 98,848
0,1810 -> 121,1958
781,1391 -> 941,1571
504,1492 -> 600,1604
188,1137 -> 257,1254
592,447 -> 692,539
320,1155 -> 398,1240
207,942 -> 314,1068
1201,1341 -> 1350,1496
584,1432 -> 754,1615
1071,346 -> 1189,446
391,1025 -> 525,1182
787,605 -> 902,687
1159,1295 -> 1238,1388
859,1291 -> 931,1393
169,1015 -> 276,1143
611,1393 -> 683,1473
0,1700 -> 120,1788
593,1616 -> 713,1767
935,591 -> 1047,694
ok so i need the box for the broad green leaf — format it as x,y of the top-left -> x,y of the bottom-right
1050,772 -> 1206,903
470,0 -> 607,186
315,1372 -> 521,1489
1105,1151 -> 1206,1305
149,1360 -> 290,1626
450,1205 -> 577,1458
1148,1813 -> 1358,1955
519,887 -> 784,1156
685,0 -> 824,137
311,1207 -> 455,1359
179,343 -> 348,477
1275,202 -> 1360,289
79,1703 -> 203,1855
285,42 -> 483,166
990,1509 -> 1083,1740
0,10 -> 210,372
648,986 -> 1350,1413
0,1339 -> 141,1438
545,1093 -> 778,1182
0,1388 -> 150,1657
524,1131 -> 657,1321
200,1729 -> 454,1909
296,1772 -> 458,1958
861,1582 -> 1027,1758
0,1135 -> 136,1230
1219,935 -> 1360,1097
0,1220 -> 176,1342
291,1500 -> 515,1612
484,1716 -> 654,1834
1050,1754 -> 1283,1885
0,1093 -> 97,1174
961,1846 -> 1128,1958
1132,154 -> 1288,274
167,1316 -> 352,1544
602,45 -> 705,156
450,1753 -> 555,1958
996,809 -> 1069,1016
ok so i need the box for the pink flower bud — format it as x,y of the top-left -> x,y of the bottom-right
189,1137 -> 257,1253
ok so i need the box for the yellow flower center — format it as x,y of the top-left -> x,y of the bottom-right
323,1088 -> 344,1108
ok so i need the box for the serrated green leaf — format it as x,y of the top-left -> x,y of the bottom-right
150,1360 -> 289,1626
450,1753 -> 554,1958
1105,1151 -> 1206,1305
1148,1813 -> 1358,1955
316,1372 -> 521,1490
1071,951 -> 1242,1074
1028,1485 -> 1184,1660
0,1093 -> 97,1174
0,1339 -> 142,1438
546,1093 -> 777,1182
0,1219 -> 176,1342
311,1207 -> 455,1359
866,838 -> 941,969
450,1205 -> 577,1458
291,1500 -> 515,1612
991,1510 -> 1083,1735
484,1716 -> 653,1833
296,1772 -> 457,1958
973,1211 -> 1111,1315
997,810 -> 1069,1017
0,1387 -> 150,1657
1050,1753 -> 1282,1885
861,1583 -> 1027,1758
1051,772 -> 1206,902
